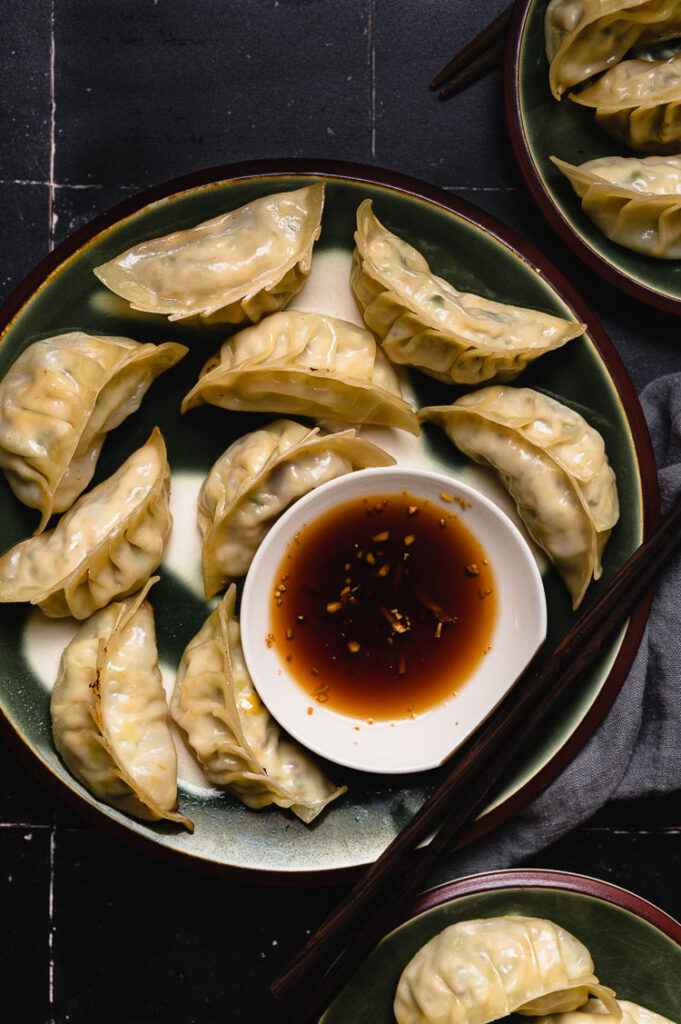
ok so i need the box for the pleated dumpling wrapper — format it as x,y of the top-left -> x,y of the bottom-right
94,183 -> 324,326
394,916 -> 622,1024
569,56 -> 681,153
181,309 -> 420,434
545,0 -> 681,101
198,418 -> 395,598
0,331 -> 186,532
350,201 -> 584,386
170,585 -> 346,822
551,154 -> 681,258
51,579 -> 192,830
0,427 -> 172,618
419,387 -> 619,610
534,997 -> 679,1024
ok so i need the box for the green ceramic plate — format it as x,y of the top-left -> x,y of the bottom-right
321,869 -> 681,1023
0,160 -> 658,881
506,0 -> 681,314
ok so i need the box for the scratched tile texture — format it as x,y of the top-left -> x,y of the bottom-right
1,2 -> 680,1023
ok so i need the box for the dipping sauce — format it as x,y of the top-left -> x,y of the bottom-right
270,491 -> 496,721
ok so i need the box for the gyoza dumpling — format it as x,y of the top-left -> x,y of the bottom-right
0,331 -> 186,532
94,183 -> 324,325
51,579 -> 192,829
199,418 -> 395,598
569,56 -> 681,153
350,201 -> 583,386
0,427 -> 171,618
181,309 -> 419,434
419,387 -> 619,609
552,153 -> 681,257
534,998 -> 679,1024
170,586 -> 346,822
545,0 -> 681,101
394,916 -> 621,1024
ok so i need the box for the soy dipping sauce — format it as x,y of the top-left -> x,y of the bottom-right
270,491 -> 496,722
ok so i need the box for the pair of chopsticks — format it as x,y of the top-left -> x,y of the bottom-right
431,4 -> 513,99
271,488 -> 679,1022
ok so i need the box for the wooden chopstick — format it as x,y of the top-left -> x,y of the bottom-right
431,3 -> 513,98
439,38 -> 507,100
271,489 -> 678,1022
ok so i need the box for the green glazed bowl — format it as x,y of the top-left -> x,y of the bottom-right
0,160 -> 658,881
506,0 -> 681,314
322,869 -> 681,1023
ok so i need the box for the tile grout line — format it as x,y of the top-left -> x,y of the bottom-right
368,0 -> 376,160
48,0 -> 56,250
0,179 -> 138,190
0,180 -> 521,193
0,822 -> 51,829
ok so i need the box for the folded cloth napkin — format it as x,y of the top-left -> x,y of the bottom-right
430,373 -> 681,881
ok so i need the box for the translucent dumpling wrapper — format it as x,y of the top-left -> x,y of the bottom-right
51,579 -> 192,829
534,998 -> 679,1024
551,153 -> 681,257
170,585 -> 346,822
198,418 -> 395,598
419,386 -> 619,609
545,0 -> 681,101
394,916 -> 622,1024
569,56 -> 681,152
0,427 -> 172,618
0,331 -> 186,532
181,309 -> 419,434
350,201 -> 584,386
94,183 -> 325,325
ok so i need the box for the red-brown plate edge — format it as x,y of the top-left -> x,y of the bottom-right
403,868 -> 681,941
0,158 -> 660,885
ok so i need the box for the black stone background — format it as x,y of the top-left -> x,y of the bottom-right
1,2 -> 680,1022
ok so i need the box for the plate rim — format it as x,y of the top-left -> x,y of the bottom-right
504,0 -> 681,317
0,157 -> 660,883
403,867 -> 681,939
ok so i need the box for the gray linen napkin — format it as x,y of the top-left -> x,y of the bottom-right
430,373 -> 681,881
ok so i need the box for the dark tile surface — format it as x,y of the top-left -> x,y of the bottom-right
52,830 -> 345,1024
0,1 -> 51,182
1,826 -> 51,1023
0,183 -> 50,301
1,2 -> 680,1023
0,740 -> 53,825
54,0 -> 371,189
374,0 -> 515,187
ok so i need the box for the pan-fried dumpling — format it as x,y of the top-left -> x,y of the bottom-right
0,427 -> 171,618
350,201 -> 583,386
170,585 -> 346,822
394,916 -> 621,1024
419,386 -> 619,609
534,998 -> 679,1024
551,153 -> 681,257
0,331 -> 186,532
51,579 -> 192,829
545,0 -> 681,101
181,309 -> 419,434
569,56 -> 681,152
199,418 -> 395,597
94,183 -> 324,325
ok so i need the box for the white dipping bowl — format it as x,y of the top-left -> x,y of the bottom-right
240,467 -> 547,774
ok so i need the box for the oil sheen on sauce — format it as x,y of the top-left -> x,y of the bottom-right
271,491 -> 496,721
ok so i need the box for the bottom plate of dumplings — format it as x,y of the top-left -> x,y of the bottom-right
320,873 -> 681,1024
